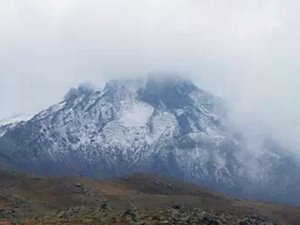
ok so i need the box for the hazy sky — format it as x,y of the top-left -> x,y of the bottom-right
1,0 -> 300,151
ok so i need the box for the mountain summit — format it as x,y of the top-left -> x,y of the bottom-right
0,76 -> 300,204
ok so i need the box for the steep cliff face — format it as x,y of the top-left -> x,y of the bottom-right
0,76 -> 299,204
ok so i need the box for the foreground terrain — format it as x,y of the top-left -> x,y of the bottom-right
0,171 -> 299,225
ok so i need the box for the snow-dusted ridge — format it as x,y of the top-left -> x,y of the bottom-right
0,114 -> 33,126
0,114 -> 33,138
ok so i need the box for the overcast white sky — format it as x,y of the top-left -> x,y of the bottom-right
1,0 -> 300,151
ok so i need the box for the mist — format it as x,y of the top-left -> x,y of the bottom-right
1,0 -> 300,153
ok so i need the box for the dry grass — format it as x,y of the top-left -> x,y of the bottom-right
0,171 -> 299,224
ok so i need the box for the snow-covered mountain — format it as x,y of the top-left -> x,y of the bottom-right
0,76 -> 299,204
0,114 -> 32,137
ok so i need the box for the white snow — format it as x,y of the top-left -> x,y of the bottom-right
119,100 -> 154,127
0,114 -> 33,126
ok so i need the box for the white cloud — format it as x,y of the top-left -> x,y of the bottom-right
1,0 -> 300,152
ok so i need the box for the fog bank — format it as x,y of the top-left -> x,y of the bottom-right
1,0 -> 300,153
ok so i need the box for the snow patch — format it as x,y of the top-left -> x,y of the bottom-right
119,101 -> 154,127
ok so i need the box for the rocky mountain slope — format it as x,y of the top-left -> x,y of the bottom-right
0,76 -> 300,205
0,114 -> 32,138
0,170 -> 299,225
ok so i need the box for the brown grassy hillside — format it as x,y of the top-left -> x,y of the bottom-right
0,171 -> 299,225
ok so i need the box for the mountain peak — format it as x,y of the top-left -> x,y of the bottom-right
101,75 -> 199,107
146,74 -> 197,88
103,75 -> 196,91
64,83 -> 95,101
138,75 -> 199,109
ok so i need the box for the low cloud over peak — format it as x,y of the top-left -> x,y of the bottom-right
1,0 -> 300,154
